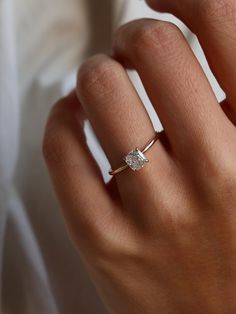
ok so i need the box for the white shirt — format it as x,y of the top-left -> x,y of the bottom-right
0,1 -> 224,313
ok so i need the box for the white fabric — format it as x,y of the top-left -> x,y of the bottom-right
0,0 -> 224,313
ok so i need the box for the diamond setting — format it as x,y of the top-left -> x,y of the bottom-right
124,148 -> 149,171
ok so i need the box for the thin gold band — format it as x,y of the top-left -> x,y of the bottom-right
109,131 -> 160,176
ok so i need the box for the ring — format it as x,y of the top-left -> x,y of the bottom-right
109,131 -> 160,176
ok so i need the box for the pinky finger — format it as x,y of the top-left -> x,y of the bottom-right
43,91 -> 117,251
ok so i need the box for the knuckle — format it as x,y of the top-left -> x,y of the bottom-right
77,55 -> 123,99
68,210 -> 117,259
80,218 -> 143,270
185,138 -> 236,211
72,213 -> 104,247
215,162 -> 236,192
129,19 -> 182,58
200,147 -> 236,196
92,237 -> 144,275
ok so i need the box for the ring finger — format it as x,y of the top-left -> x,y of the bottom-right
76,54 -> 172,206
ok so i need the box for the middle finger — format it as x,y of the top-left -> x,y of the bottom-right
113,19 -> 232,159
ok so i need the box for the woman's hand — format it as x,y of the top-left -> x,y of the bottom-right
43,1 -> 236,313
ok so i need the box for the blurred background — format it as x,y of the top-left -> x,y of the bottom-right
0,0 -> 224,313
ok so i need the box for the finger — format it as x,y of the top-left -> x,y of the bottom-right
146,0 -> 236,123
76,54 -> 172,205
43,92 -> 118,249
112,19 -> 232,159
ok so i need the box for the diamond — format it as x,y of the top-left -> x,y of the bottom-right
124,148 -> 149,171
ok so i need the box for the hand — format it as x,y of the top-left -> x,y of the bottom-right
43,1 -> 236,313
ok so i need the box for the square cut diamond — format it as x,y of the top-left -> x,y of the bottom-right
124,148 -> 149,171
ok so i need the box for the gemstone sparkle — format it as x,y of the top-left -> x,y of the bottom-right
124,148 -> 149,171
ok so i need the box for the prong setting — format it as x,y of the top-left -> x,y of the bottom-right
124,148 -> 149,171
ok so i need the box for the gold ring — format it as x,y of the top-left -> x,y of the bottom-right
109,131 -> 160,176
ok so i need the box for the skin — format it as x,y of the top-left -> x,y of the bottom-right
43,1 -> 236,313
